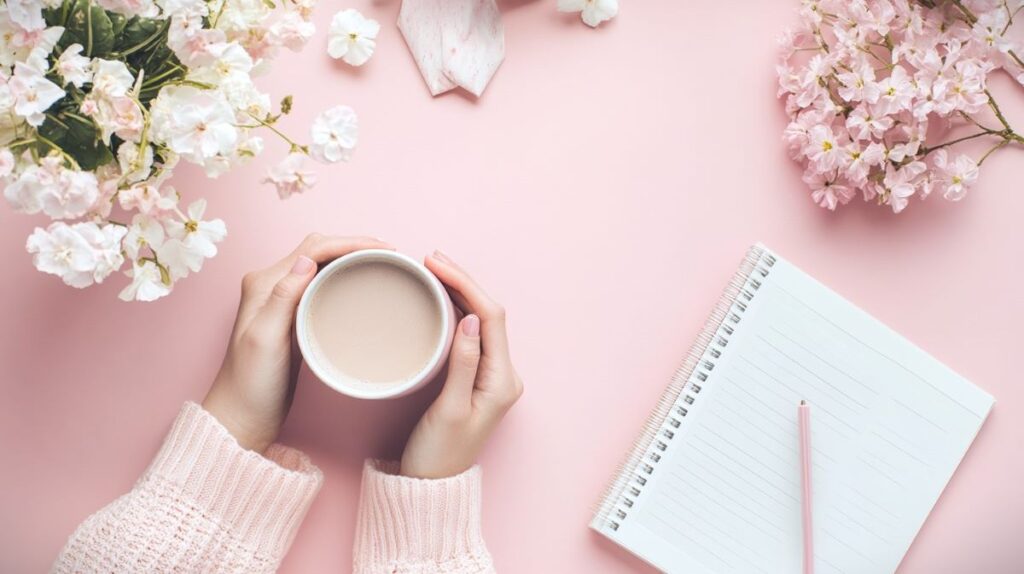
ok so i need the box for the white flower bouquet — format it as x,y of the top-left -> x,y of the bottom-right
0,0 -> 356,301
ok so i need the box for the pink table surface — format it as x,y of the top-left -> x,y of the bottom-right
2,1 -> 1022,572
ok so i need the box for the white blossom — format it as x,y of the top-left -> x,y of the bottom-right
117,142 -> 155,184
55,44 -> 92,88
27,222 -> 97,288
158,199 -> 226,279
118,260 -> 171,302
558,0 -> 618,28
310,105 -> 358,163
150,85 -> 239,165
327,9 -> 379,66
26,221 -> 125,288
7,61 -> 65,126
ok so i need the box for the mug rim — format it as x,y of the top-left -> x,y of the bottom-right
295,249 -> 452,400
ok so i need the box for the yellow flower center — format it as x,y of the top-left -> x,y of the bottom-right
822,140 -> 833,152
185,220 -> 198,233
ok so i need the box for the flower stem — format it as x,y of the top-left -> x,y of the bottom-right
85,0 -> 94,56
957,110 -> 998,132
110,20 -> 169,59
977,139 -> 1009,165
141,65 -> 184,89
44,113 -> 71,130
35,134 -> 81,170
8,137 -> 37,149
243,112 -> 308,154
985,89 -> 1014,132
920,130 -> 995,155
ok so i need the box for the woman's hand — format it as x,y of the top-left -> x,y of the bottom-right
203,234 -> 393,453
400,250 -> 524,479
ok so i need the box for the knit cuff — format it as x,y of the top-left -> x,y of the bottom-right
142,402 -> 323,560
353,460 -> 494,573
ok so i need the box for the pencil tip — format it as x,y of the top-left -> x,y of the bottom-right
800,399 -> 807,406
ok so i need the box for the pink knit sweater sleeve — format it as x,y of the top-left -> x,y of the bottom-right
354,461 -> 495,573
51,402 -> 323,573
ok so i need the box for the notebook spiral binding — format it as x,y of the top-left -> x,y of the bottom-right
590,245 -> 777,533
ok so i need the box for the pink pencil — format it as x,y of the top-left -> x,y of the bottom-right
799,400 -> 814,574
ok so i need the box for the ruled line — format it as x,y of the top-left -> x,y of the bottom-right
893,397 -> 948,434
770,282 -> 980,419
755,335 -> 869,410
871,430 -> 934,468
686,439 -> 800,507
769,322 -> 878,397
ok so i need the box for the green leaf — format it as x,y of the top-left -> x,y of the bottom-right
42,5 -> 67,28
109,12 -> 128,39
38,111 -> 113,171
62,0 -> 116,57
117,16 -> 161,53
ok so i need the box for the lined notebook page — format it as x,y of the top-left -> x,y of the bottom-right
607,250 -> 993,574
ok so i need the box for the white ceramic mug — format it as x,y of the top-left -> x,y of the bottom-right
296,249 -> 457,399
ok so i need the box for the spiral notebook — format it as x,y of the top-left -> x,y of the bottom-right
591,244 -> 994,574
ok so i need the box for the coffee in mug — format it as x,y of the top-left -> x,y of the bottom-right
296,249 -> 456,399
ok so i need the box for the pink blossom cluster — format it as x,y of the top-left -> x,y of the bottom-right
778,0 -> 1024,213
0,0 -> 358,301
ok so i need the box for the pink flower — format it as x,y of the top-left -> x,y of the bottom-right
882,161 -> 926,214
837,63 -> 880,103
167,15 -> 226,67
875,65 -> 914,115
842,141 -> 884,185
118,180 -> 178,215
264,153 -> 317,199
806,124 -> 845,171
850,0 -> 896,36
971,10 -> 1014,55
111,96 -> 145,142
4,157 -> 99,219
931,149 -> 978,201
947,60 -> 989,114
782,109 -> 830,159
803,169 -> 854,211
272,12 -> 316,52
846,105 -> 893,141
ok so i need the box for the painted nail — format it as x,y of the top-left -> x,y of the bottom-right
291,255 -> 315,275
462,314 -> 480,336
433,249 -> 453,263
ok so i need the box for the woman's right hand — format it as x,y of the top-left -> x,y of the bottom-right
399,250 -> 524,479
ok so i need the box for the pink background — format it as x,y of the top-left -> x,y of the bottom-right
2,1 -> 1022,572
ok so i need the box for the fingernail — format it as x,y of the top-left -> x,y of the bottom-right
433,249 -> 453,263
291,255 -> 315,275
462,314 -> 480,336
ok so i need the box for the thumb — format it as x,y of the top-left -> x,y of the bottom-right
258,255 -> 317,333
437,314 -> 481,412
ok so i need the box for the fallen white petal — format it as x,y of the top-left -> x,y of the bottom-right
398,0 -> 505,97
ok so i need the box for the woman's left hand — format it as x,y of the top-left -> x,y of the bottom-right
202,234 -> 393,453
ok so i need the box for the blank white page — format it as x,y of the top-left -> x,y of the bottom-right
607,249 -> 993,574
